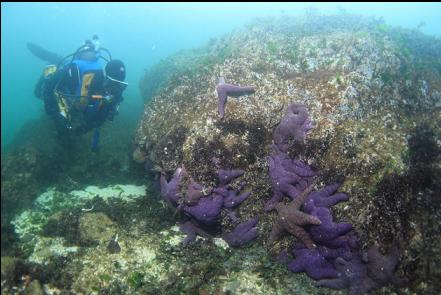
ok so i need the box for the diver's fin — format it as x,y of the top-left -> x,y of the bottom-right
26,42 -> 63,64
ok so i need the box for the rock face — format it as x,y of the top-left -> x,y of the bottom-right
1,147 -> 49,224
137,14 -> 441,294
1,112 -> 146,255
1,146 -> 54,255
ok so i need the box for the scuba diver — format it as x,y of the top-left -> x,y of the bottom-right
29,35 -> 128,152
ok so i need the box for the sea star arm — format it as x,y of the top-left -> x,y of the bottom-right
268,220 -> 285,243
316,278 -> 348,290
292,183 -> 315,208
222,217 -> 259,247
286,224 -> 317,249
216,77 -> 255,119
287,257 -> 306,272
180,221 -> 211,246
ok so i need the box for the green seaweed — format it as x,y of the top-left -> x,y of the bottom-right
267,41 -> 279,56
335,73 -> 342,85
99,273 -> 112,282
380,71 -> 394,84
91,285 -> 100,292
283,41 -> 300,65
128,271 -> 144,289
375,23 -> 390,34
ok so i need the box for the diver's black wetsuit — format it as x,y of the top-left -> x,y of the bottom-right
35,63 -> 123,136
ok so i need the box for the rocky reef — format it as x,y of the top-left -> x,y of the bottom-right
136,12 -> 441,294
2,11 -> 440,295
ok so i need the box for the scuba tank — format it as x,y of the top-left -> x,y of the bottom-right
56,35 -> 112,68
91,34 -> 100,51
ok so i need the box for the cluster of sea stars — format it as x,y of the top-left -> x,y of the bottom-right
267,103 -> 406,294
160,164 -> 259,247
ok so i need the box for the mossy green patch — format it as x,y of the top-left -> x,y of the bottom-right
128,271 -> 144,289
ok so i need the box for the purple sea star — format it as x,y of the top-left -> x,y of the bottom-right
213,181 -> 251,209
181,194 -> 224,225
316,255 -> 377,295
273,103 -> 314,152
160,167 -> 185,208
185,178 -> 212,205
277,249 -> 291,264
366,245 -> 407,288
217,76 -> 256,119
217,168 -> 245,186
300,184 -> 353,249
265,150 -> 315,211
303,183 -> 349,213
180,220 -> 212,246
222,217 -> 259,247
308,207 -> 353,248
288,245 -> 349,280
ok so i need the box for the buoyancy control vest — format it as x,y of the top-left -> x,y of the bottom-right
54,55 -> 105,118
71,58 -> 105,113
73,58 -> 104,97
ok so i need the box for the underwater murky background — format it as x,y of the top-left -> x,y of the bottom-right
1,3 -> 441,295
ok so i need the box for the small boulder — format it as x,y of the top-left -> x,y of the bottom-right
24,279 -> 43,295
1,256 -> 19,282
78,212 -> 116,246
